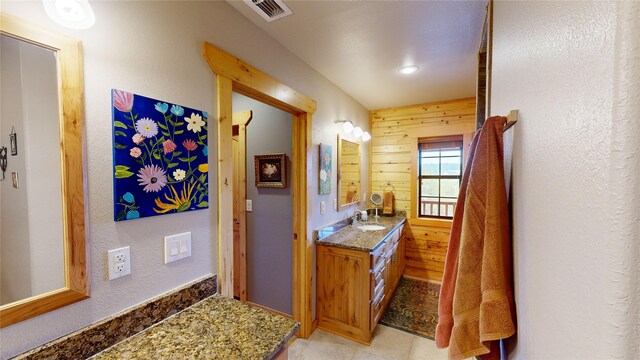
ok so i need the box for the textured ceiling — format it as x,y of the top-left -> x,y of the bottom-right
227,0 -> 487,110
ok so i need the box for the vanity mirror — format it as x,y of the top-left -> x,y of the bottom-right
336,135 -> 360,210
0,13 -> 88,328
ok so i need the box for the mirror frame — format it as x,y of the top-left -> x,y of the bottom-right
0,13 -> 88,328
336,134 -> 361,210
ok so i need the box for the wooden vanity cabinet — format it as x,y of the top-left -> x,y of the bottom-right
317,223 -> 405,344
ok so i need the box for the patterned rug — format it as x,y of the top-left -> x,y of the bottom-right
380,277 -> 441,339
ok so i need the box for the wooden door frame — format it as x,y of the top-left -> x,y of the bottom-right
204,42 -> 316,338
232,110 -> 252,301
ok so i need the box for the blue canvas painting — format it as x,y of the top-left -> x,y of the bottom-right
112,89 -> 209,221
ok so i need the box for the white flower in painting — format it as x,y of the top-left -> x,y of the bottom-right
320,169 -> 327,182
262,163 -> 278,178
173,169 -> 186,181
185,113 -> 205,133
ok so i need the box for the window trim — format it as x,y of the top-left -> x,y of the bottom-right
417,135 -> 463,219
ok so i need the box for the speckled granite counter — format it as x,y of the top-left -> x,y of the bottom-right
89,295 -> 298,360
316,212 -> 406,252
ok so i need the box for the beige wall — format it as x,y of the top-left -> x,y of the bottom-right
492,1 -> 639,358
0,1 -> 368,358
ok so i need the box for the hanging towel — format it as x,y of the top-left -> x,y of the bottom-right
346,189 -> 357,203
382,191 -> 394,214
435,128 -> 482,349
437,116 -> 516,360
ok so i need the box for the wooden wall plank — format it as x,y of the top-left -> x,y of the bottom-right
369,97 -> 476,282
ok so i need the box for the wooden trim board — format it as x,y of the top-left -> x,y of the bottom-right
232,110 -> 252,301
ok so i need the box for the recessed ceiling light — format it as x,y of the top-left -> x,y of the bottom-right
397,65 -> 420,75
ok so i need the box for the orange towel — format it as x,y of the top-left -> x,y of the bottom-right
346,189 -> 357,203
382,191 -> 394,214
435,128 -> 481,349
436,116 -> 516,360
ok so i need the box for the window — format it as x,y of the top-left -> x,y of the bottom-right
418,136 -> 463,218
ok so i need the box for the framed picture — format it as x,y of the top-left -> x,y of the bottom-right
318,143 -> 332,195
255,153 -> 287,188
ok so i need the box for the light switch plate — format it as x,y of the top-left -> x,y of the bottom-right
246,199 -> 253,212
164,232 -> 191,264
320,201 -> 325,214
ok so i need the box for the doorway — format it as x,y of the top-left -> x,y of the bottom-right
234,94 -> 293,316
204,42 -> 316,338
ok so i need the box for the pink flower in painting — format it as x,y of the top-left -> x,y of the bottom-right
130,147 -> 142,158
137,165 -> 167,193
113,89 -> 134,112
163,139 -> 177,154
182,139 -> 197,152
132,133 -> 145,144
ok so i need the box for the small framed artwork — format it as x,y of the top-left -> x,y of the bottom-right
255,153 -> 287,188
318,143 -> 332,195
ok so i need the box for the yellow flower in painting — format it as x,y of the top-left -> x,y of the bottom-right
153,182 -> 195,214
198,163 -> 208,173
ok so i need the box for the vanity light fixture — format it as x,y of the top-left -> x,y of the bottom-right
361,131 -> 371,142
353,126 -> 363,139
43,0 -> 95,30
397,64 -> 420,75
334,120 -> 354,134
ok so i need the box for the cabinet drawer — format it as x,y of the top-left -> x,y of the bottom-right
370,242 -> 386,273
370,291 -> 386,332
370,269 -> 385,299
389,228 -> 400,246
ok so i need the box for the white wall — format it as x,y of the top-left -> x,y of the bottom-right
0,1 -> 369,358
491,1 -> 640,358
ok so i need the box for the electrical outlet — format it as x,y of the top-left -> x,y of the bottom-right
320,201 -> 325,214
108,246 -> 131,280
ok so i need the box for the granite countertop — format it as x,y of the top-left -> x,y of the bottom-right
89,295 -> 299,360
315,212 -> 407,252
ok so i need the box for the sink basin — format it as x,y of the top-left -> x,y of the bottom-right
357,224 -> 386,231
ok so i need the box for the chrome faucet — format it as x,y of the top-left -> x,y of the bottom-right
353,210 -> 368,225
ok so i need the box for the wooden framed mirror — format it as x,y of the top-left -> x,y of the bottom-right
336,135 -> 361,210
0,13 -> 88,328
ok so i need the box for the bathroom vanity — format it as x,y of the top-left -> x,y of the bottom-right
316,213 -> 406,344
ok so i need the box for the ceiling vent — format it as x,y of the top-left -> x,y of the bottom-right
243,0 -> 293,22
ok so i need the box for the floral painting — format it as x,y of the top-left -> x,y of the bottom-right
319,143 -> 332,195
112,89 -> 209,221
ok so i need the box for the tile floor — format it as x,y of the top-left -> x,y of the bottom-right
288,325 -> 448,360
